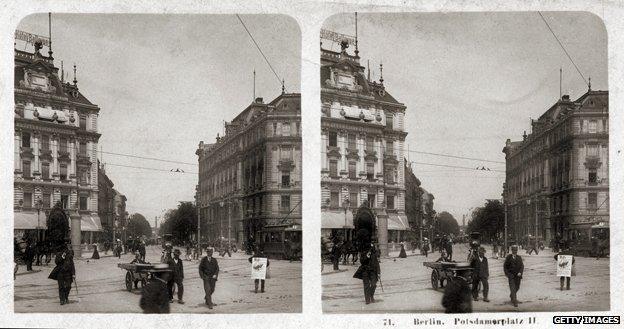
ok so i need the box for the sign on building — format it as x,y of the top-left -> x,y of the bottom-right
251,257 -> 268,280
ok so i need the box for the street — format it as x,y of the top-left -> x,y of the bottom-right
322,243 -> 609,313
14,246 -> 301,313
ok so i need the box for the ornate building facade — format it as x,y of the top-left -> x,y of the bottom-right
13,35 -> 102,247
503,90 -> 609,248
197,93 -> 301,258
320,37 -> 409,256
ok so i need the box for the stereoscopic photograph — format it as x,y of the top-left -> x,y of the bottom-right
320,12 -> 609,313
13,13 -> 302,313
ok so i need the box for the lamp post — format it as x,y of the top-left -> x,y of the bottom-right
342,198 -> 350,241
36,197 -> 43,242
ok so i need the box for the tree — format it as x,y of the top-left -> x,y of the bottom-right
160,202 -> 197,243
466,200 -> 505,242
127,213 -> 152,238
437,211 -> 460,236
46,201 -> 69,252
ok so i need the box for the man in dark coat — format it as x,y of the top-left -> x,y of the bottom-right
24,239 -> 35,271
248,246 -> 270,293
140,264 -> 171,313
167,249 -> 185,304
330,237 -> 342,271
48,247 -> 75,305
199,247 -> 219,309
442,266 -> 472,313
470,247 -> 490,302
444,236 -> 453,261
138,240 -> 147,262
353,243 -> 380,304
503,245 -> 524,307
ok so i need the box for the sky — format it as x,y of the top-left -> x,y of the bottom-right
323,12 -> 608,223
17,14 -> 301,226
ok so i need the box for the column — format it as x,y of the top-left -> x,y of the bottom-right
15,132 -> 21,171
33,133 -> 40,174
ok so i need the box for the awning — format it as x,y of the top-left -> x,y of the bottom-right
388,214 -> 409,231
14,211 -> 47,230
80,214 -> 102,232
322,210 -> 353,229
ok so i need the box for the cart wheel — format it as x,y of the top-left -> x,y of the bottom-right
125,271 -> 133,291
431,269 -> 439,290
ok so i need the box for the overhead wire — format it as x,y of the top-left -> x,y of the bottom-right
538,12 -> 588,86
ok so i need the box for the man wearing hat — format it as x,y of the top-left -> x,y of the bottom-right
442,264 -> 472,313
167,249 -> 185,304
199,247 -> 219,308
353,243 -> 380,304
504,245 -> 524,307
470,246 -> 490,302
140,264 -> 171,313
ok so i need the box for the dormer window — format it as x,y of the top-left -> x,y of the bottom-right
79,115 -> 87,129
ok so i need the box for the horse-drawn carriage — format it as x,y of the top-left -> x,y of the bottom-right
423,261 -> 472,291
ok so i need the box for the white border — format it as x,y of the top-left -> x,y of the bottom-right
1,1 -> 622,328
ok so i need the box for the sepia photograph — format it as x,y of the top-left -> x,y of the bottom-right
12,13 -> 302,313
320,12 -> 609,313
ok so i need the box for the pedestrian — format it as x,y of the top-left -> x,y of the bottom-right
48,246 -> 75,305
445,236 -> 454,261
422,238 -> 429,257
398,242 -> 407,258
167,249 -> 185,304
249,246 -> 270,293
330,238 -> 342,271
91,243 -> 100,259
503,245 -> 524,307
441,265 -> 473,313
219,243 -> 232,258
138,240 -> 146,262
23,239 -> 35,271
140,264 -> 171,313
554,248 -> 575,290
199,247 -> 219,309
470,247 -> 490,302
115,239 -> 122,258
353,243 -> 380,304
492,240 -> 499,260
527,237 -> 538,255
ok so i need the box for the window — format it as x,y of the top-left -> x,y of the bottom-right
79,115 -> 87,130
23,161 -> 31,178
281,146 -> 292,161
23,192 -> 32,208
587,144 -> 598,157
385,169 -> 395,184
41,134 -> 50,150
589,120 -> 597,134
328,131 -> 337,147
61,194 -> 69,209
273,122 -> 278,136
366,137 -> 374,152
330,192 -> 339,207
59,138 -> 67,153
386,140 -> 394,155
295,122 -> 300,136
386,114 -> 393,130
22,132 -> 31,148
387,195 -> 395,209
588,193 -> 597,210
79,142 -> 87,156
60,164 -> 67,181
42,162 -> 50,179
588,170 -> 597,185
43,193 -> 51,208
349,192 -> 358,207
348,161 -> 356,179
366,162 -> 375,181
79,196 -> 88,210
347,134 -> 356,150
280,195 -> 290,212
80,170 -> 89,185
329,160 -> 338,178
367,194 -> 376,208
282,122 -> 291,136
281,171 -> 290,187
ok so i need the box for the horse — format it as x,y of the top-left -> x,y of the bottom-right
340,240 -> 359,265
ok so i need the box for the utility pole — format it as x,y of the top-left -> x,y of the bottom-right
504,202 -> 508,253
197,188 -> 201,254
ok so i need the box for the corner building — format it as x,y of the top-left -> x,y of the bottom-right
320,41 -> 409,256
13,38 -> 102,243
503,90 -> 609,251
197,93 -> 301,258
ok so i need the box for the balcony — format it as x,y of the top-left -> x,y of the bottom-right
20,147 -> 34,158
364,149 -> 377,161
383,153 -> 398,165
77,154 -> 91,165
